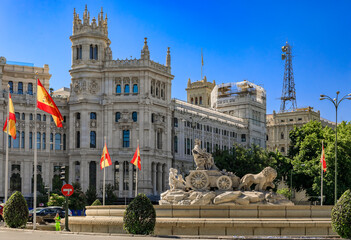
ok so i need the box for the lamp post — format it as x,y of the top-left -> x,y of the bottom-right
320,91 -> 351,204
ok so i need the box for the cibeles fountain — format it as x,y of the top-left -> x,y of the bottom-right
160,139 -> 293,206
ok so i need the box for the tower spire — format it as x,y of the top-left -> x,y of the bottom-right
166,47 -> 171,67
280,42 -> 297,112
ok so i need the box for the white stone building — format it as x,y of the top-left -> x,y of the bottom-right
0,6 -> 267,203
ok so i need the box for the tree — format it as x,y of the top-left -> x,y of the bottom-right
103,183 -> 118,205
68,182 -> 87,210
85,186 -> 97,205
3,191 -> 29,228
47,193 -> 65,207
288,120 -> 351,205
332,189 -> 351,238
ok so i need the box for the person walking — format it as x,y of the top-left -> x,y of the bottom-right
54,212 -> 61,231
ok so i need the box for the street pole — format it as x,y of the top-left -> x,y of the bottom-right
320,92 -> 351,204
63,195 -> 70,231
290,169 -> 292,200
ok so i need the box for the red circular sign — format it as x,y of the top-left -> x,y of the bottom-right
61,184 -> 74,197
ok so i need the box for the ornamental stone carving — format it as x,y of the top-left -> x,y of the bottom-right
89,80 -> 99,94
169,168 -> 186,190
73,80 -> 86,94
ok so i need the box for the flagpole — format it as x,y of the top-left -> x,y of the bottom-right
33,73 -> 38,230
201,48 -> 203,80
103,136 -> 106,206
4,85 -> 10,204
135,139 -> 139,197
321,140 -> 323,206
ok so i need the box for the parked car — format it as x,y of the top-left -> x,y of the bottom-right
0,203 -> 4,221
47,206 -> 72,217
28,207 -> 57,223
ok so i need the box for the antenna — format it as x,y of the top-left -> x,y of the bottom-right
280,42 -> 297,112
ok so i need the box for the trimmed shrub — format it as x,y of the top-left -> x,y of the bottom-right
47,193 -> 65,207
4,191 -> 29,228
332,189 -> 351,239
91,199 -> 102,206
123,194 -> 156,235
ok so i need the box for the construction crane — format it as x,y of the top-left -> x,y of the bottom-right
280,42 -> 297,112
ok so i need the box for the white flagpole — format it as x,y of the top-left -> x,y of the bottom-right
103,136 -> 106,206
33,74 -> 38,229
4,85 -> 10,204
321,141 -> 323,206
135,139 -> 139,197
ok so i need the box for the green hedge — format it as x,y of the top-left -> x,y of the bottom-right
123,194 -> 156,235
4,191 -> 29,228
91,199 -> 102,206
331,189 -> 351,239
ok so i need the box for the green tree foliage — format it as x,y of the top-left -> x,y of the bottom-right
123,194 -> 156,235
277,188 -> 292,200
52,175 -> 62,194
103,183 -> 118,205
85,186 -> 97,205
48,193 -> 65,207
3,191 -> 29,228
288,121 -> 351,205
213,144 -> 291,181
91,199 -> 102,206
332,189 -> 351,238
68,182 -> 87,210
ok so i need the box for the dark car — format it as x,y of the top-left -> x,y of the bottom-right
28,207 -> 57,223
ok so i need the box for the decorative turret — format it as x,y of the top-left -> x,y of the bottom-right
187,78 -> 191,88
72,5 -> 108,37
166,47 -> 171,67
141,37 -> 150,60
203,76 -> 207,82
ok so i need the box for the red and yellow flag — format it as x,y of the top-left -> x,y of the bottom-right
130,145 -> 141,170
100,143 -> 112,169
320,142 -> 327,172
3,93 -> 16,139
37,79 -> 63,128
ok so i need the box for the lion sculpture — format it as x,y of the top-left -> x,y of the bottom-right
238,167 -> 277,191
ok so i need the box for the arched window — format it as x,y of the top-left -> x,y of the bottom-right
37,114 -> 41,121
55,133 -> 61,150
200,97 -> 202,105
90,112 -> 96,120
281,147 -> 285,153
89,161 -> 97,189
123,130 -> 130,148
13,131 -> 20,148
191,98 -> 194,104
90,45 -> 94,59
124,84 -> 130,93
63,134 -> 66,150
42,133 -> 46,150
10,165 -> 21,192
43,115 -> 46,121
115,112 -> 121,122
18,82 -> 23,94
37,132 -> 41,149
281,132 -> 284,139
174,136 -> 178,153
22,113 -> 25,120
76,112 -> 81,120
29,132 -> 33,149
132,112 -> 137,122
90,131 -> 96,148
114,161 -> 120,190
133,84 -> 138,93
15,112 -> 20,119
94,45 -> 98,60
30,113 -> 33,120
50,133 -> 53,150
9,81 -> 13,93
21,131 -> 25,149
76,131 -> 80,148
28,83 -> 33,95
123,161 -> 129,190
195,97 -> 198,105
151,86 -> 153,95
156,87 -> 159,96
161,89 -> 164,98
76,45 -> 82,60
151,113 -> 155,123
116,85 -> 121,94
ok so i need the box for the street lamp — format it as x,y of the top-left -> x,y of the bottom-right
320,91 -> 351,204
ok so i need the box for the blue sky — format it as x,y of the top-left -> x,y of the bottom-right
1,0 -> 351,122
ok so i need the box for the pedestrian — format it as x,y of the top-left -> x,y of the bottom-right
54,212 -> 61,231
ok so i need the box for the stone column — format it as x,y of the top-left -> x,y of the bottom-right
152,163 -> 156,195
157,163 -> 162,195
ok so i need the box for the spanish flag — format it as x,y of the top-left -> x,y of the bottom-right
320,142 -> 327,172
131,145 -> 141,170
100,143 -> 112,169
37,79 -> 63,128
3,93 -> 16,139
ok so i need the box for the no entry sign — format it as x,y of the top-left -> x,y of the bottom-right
61,184 -> 74,197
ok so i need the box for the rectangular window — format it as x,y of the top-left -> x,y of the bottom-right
90,131 -> 96,148
13,131 -> 20,148
63,134 -> 66,150
123,161 -> 129,190
55,133 -> 62,150
184,138 -> 187,154
173,118 -> 178,128
174,136 -> 178,153
157,130 -> 162,149
21,131 -> 25,148
15,112 -> 20,119
8,135 -> 11,148
42,133 -> 46,150
186,138 -> 190,155
50,133 -> 53,150
29,132 -> 33,149
241,134 -> 246,142
37,132 -> 41,149
123,130 -> 130,148
18,82 -> 23,94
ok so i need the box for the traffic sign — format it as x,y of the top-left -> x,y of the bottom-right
61,184 -> 74,197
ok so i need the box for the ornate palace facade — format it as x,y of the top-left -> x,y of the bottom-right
0,6 -> 266,202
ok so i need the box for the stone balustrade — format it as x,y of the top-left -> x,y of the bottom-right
68,205 -> 336,237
